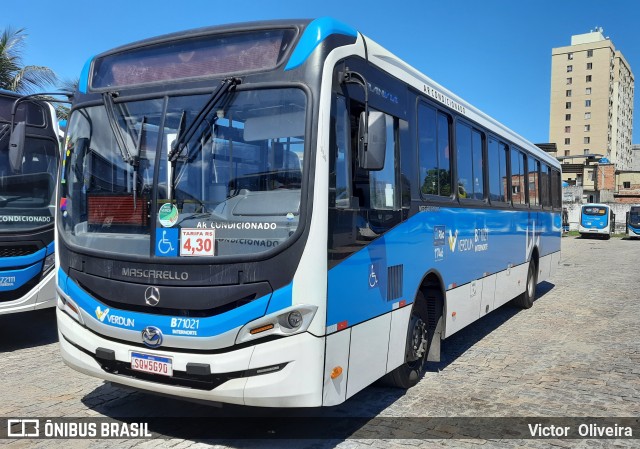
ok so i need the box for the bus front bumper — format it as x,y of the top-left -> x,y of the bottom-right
0,270 -> 56,316
57,309 -> 324,407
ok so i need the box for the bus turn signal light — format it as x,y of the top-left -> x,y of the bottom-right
250,324 -> 274,335
330,366 -> 343,379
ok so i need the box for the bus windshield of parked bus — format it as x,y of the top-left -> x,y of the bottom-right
0,100 -> 58,232
60,87 -> 306,257
582,206 -> 607,216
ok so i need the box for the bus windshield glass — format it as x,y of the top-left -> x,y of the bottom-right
629,210 -> 640,227
0,102 -> 58,232
60,87 -> 306,258
582,206 -> 607,216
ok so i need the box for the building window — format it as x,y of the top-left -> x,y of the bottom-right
586,75 -> 592,82
565,114 -> 571,120
584,149 -> 589,155
566,77 -> 572,85
587,62 -> 593,70
587,49 -> 593,57
588,170 -> 594,181
565,126 -> 571,133
566,89 -> 572,97
567,65 -> 573,72
623,181 -> 631,189
584,137 -> 590,144
585,112 -> 591,119
585,100 -> 591,107
564,138 -> 570,144
568,53 -> 574,60
566,102 -> 571,109
564,150 -> 570,156
586,87 -> 592,95
584,124 -> 591,131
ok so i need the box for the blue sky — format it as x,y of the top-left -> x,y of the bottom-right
4,0 -> 639,144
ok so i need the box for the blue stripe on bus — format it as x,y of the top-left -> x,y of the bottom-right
78,57 -> 93,93
46,241 -> 55,256
284,17 -> 357,71
628,225 -> 640,235
0,262 -> 43,291
58,268 -> 293,338
327,208 -> 560,329
0,247 -> 46,269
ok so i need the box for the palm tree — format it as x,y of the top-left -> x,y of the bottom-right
0,27 -> 58,94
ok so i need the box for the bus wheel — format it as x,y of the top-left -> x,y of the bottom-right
513,261 -> 537,309
383,291 -> 431,389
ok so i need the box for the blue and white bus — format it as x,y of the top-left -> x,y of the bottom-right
627,206 -> 640,238
0,91 -> 59,314
56,18 -> 562,407
579,203 -> 614,239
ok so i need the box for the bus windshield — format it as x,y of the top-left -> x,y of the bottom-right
60,87 -> 307,258
0,103 -> 58,233
629,209 -> 640,227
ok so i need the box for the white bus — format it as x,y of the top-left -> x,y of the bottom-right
56,18 -> 561,407
0,90 -> 59,314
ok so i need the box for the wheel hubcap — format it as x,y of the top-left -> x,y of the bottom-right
408,317 -> 428,362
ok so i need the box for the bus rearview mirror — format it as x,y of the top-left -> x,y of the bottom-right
358,111 -> 386,171
9,121 -> 26,173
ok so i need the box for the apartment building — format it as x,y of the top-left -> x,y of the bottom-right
549,29 -> 634,171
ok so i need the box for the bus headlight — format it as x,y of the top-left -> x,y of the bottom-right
236,305 -> 317,344
287,310 -> 303,328
56,287 -> 84,325
42,253 -> 55,274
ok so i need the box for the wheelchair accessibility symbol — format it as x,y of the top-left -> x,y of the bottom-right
155,228 -> 178,257
369,263 -> 379,288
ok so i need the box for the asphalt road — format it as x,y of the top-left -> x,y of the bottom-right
1,235 -> 639,448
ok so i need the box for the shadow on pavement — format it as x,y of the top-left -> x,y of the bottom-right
427,280 -> 555,372
0,307 -> 58,352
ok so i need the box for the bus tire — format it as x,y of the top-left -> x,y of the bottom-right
513,261 -> 537,309
382,290 -> 432,389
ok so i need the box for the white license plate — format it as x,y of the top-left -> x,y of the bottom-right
130,352 -> 173,377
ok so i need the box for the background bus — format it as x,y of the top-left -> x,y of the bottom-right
579,203 -> 614,239
0,90 -> 60,314
56,18 -> 561,407
627,206 -> 640,238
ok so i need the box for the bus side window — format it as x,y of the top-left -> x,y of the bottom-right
511,148 -> 526,206
530,159 -> 540,206
418,104 -> 451,198
541,164 -> 551,207
455,122 -> 484,200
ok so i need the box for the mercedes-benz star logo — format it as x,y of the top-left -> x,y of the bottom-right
141,326 -> 163,348
144,286 -> 160,306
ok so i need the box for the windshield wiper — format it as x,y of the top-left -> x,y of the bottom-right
102,92 -> 134,165
167,77 -> 240,201
132,115 -> 146,209
168,77 -> 240,163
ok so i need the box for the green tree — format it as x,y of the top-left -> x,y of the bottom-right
0,27 -> 57,94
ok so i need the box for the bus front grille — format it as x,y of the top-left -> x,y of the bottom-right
0,244 -> 39,258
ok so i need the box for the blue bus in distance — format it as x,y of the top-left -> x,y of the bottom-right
627,206 -> 640,238
579,203 -> 614,239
